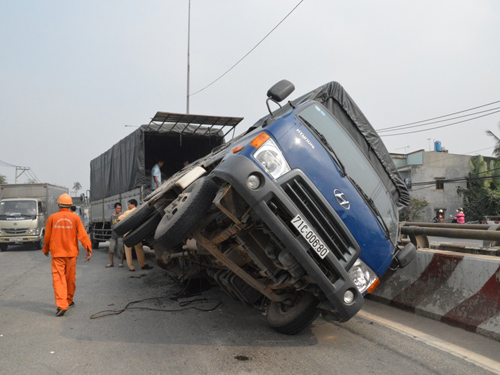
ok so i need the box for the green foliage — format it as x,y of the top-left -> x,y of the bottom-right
73,182 -> 82,193
0,174 -> 7,184
458,184 -> 500,222
493,161 -> 500,189
464,126 -> 500,221
399,197 -> 429,222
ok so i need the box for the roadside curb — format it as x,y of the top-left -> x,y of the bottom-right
368,249 -> 500,341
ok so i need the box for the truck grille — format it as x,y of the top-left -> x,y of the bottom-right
278,174 -> 359,269
4,228 -> 29,235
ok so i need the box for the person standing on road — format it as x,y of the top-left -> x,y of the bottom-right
118,199 -> 153,272
106,202 -> 125,268
42,193 -> 92,317
151,160 -> 164,190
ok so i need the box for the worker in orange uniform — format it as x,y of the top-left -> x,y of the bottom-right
42,193 -> 92,316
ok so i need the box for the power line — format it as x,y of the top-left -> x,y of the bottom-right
393,146 -> 496,172
380,109 -> 500,137
409,174 -> 497,192
0,159 -> 18,168
189,0 -> 304,97
378,106 -> 500,133
378,99 -> 500,131
0,159 -> 41,183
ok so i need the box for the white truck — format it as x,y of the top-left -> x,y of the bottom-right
0,183 -> 69,251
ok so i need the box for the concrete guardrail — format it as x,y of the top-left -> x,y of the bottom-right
369,248 -> 500,341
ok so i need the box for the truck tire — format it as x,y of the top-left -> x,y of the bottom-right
92,239 -> 100,249
154,177 -> 218,247
266,292 -> 320,335
123,211 -> 162,248
0,244 -> 7,252
35,236 -> 44,250
113,203 -> 155,236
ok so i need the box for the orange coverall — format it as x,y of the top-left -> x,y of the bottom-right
42,208 -> 92,310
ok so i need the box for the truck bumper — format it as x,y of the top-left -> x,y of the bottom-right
212,154 -> 364,321
0,236 -> 41,244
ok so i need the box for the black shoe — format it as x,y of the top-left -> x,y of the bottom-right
69,301 -> 75,308
56,308 -> 67,317
141,264 -> 153,270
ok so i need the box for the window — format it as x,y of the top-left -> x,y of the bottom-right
435,178 -> 445,190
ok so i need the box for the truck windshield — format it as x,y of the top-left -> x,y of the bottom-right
298,103 -> 398,243
0,200 -> 37,217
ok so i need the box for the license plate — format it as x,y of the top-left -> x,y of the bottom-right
291,214 -> 330,259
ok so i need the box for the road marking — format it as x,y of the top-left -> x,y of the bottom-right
358,310 -> 500,375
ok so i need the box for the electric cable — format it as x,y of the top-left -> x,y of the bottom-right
189,0 -> 304,97
89,296 -> 222,319
377,100 -> 500,131
377,106 -> 500,133
380,109 -> 500,137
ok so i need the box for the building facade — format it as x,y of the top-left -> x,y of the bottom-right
392,149 -> 470,222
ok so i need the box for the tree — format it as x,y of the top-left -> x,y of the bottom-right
27,178 -> 37,184
73,182 -> 82,195
458,183 -> 500,222
399,197 -> 429,222
486,122 -> 500,157
0,174 -> 7,184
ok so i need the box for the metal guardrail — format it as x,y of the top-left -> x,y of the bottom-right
400,222 -> 500,249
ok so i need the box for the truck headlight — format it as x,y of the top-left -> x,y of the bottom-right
348,259 -> 380,295
252,135 -> 290,179
27,228 -> 40,236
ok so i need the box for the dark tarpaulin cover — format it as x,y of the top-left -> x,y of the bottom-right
90,127 -> 144,201
255,81 -> 410,208
90,123 -> 224,201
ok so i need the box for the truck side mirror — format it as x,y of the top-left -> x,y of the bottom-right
267,80 -> 295,102
266,80 -> 295,115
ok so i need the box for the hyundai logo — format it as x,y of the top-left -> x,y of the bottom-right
334,189 -> 350,210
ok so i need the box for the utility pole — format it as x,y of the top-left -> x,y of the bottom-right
186,0 -> 191,114
396,146 -> 410,154
15,166 -> 29,183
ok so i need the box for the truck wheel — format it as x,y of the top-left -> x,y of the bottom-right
35,237 -> 44,250
154,177 -> 218,247
0,244 -> 7,252
266,292 -> 320,335
123,211 -> 162,247
113,203 -> 156,236
92,239 -> 100,249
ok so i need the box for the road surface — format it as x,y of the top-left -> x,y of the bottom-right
1,243 -> 499,375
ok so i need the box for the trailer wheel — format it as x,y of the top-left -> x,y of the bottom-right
154,177 -> 218,247
123,211 -> 162,247
266,292 -> 320,335
113,203 -> 155,236
0,244 -> 7,252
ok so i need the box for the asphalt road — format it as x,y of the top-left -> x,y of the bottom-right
1,243 -> 499,375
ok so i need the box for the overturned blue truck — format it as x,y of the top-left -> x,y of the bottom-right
114,80 -> 416,334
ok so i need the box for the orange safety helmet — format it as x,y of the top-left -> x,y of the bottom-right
57,193 -> 73,206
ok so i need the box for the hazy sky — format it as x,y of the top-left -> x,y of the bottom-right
1,1 -> 499,194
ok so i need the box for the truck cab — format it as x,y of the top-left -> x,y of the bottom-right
0,183 -> 68,251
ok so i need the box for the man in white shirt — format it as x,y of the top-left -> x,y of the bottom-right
151,160 -> 164,190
